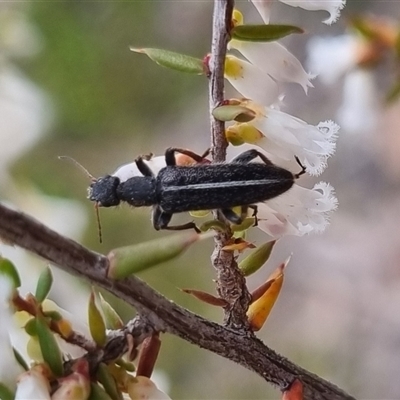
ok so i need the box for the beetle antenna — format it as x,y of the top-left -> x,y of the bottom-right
58,156 -> 96,181
94,202 -> 103,243
294,156 -> 306,179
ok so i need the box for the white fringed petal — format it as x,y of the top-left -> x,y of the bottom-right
278,0 -> 346,24
230,40 -> 314,93
225,55 -> 280,106
251,107 -> 339,175
257,182 -> 338,237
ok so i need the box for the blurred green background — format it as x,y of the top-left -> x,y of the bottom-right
2,1 -> 400,399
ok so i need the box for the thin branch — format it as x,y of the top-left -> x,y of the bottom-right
208,0 -> 252,329
0,202 -> 355,400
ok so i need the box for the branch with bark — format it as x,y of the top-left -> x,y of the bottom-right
0,202 -> 354,400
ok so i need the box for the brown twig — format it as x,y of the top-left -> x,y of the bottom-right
208,0 -> 252,329
0,203 -> 355,400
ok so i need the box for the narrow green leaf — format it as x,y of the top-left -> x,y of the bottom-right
88,383 -> 113,400
96,363 -> 123,400
98,293 -> 123,330
232,24 -> 303,42
35,316 -> 64,376
107,232 -> 204,279
35,267 -> 53,303
0,257 -> 21,288
13,347 -> 29,371
88,291 -> 107,347
130,48 -> 204,74
239,241 -> 276,276
0,383 -> 14,400
212,105 -> 256,122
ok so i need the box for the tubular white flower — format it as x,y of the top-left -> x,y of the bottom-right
257,182 -> 338,237
0,276 -> 23,392
15,368 -> 51,400
235,102 -> 339,175
248,0 -> 273,23
229,40 -> 314,93
225,55 -> 280,106
128,376 -> 171,400
278,0 -> 346,25
306,35 -> 359,84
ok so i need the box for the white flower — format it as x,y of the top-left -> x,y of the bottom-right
229,40 -> 314,93
257,182 -> 338,237
225,55 -> 280,106
278,0 -> 346,25
15,368 -> 51,400
113,156 -> 167,182
248,0 -> 273,23
306,35 -> 359,84
128,376 -> 171,400
229,102 -> 339,175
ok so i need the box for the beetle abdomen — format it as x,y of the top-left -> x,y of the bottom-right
157,163 -> 294,213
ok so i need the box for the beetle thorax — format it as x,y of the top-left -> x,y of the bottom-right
116,176 -> 157,207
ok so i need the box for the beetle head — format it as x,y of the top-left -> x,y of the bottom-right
88,175 -> 121,207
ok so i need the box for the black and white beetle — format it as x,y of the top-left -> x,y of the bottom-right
88,147 -> 306,232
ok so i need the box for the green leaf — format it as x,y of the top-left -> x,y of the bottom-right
35,267 -> 53,303
0,383 -> 14,400
88,291 -> 107,347
98,293 -> 123,330
130,48 -> 204,74
35,315 -> 64,376
96,363 -> 123,400
13,347 -> 29,371
239,241 -> 276,276
0,257 -> 21,289
107,232 -> 205,279
212,105 -> 256,122
232,24 -> 303,42
88,383 -> 113,400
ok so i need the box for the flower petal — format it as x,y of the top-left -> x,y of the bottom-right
278,0 -> 346,25
257,182 -> 338,237
248,106 -> 339,175
249,0 -> 273,24
225,55 -> 280,106
230,40 -> 314,93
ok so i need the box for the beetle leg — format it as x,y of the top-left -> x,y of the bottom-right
220,208 -> 243,225
294,156 -> 307,178
231,149 -> 273,166
248,205 -> 258,226
152,206 -> 200,232
135,155 -> 155,177
165,147 -> 208,166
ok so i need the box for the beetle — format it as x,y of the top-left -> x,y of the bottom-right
88,147 -> 306,232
